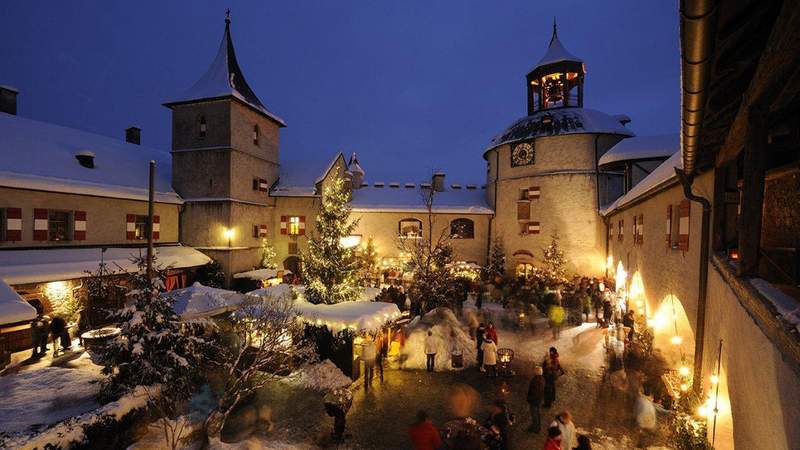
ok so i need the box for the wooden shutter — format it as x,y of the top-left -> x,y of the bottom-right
253,225 -> 260,238
666,205 -> 672,248
678,200 -> 690,251
618,219 -> 624,242
126,214 -> 137,240
632,215 -> 638,244
608,222 -> 613,241
288,242 -> 298,255
517,200 -> 530,220
527,186 -> 541,200
259,179 -> 269,192
5,207 -> 22,241
152,215 -> 160,240
252,178 -> 259,190
298,216 -> 306,236
527,221 -> 541,234
33,208 -> 48,241
280,216 -> 288,235
259,224 -> 267,238
74,210 -> 86,241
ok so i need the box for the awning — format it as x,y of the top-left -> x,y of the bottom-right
0,278 -> 36,326
0,245 -> 212,286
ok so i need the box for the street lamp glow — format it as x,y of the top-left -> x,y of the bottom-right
223,228 -> 234,247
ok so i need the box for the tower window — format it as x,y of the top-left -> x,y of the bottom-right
450,218 -> 474,239
199,116 -> 207,138
253,124 -> 259,146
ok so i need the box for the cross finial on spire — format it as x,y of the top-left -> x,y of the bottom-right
550,17 -> 558,44
225,8 -> 231,24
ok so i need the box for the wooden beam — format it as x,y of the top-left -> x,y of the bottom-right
737,106 -> 768,276
716,1 -> 800,166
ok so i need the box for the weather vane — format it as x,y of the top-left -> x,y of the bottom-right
225,8 -> 231,23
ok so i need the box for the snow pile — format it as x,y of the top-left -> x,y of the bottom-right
751,278 -> 800,333
233,268 -> 291,281
283,359 -> 352,391
0,354 -> 102,435
167,282 -> 246,319
208,436 -> 313,450
400,308 -> 477,371
0,277 -> 36,325
247,283 -> 294,301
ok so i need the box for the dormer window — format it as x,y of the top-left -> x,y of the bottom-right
75,151 -> 96,169
199,115 -> 207,138
253,124 -> 259,146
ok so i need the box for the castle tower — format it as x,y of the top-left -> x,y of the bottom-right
485,21 -> 633,276
164,12 -> 284,284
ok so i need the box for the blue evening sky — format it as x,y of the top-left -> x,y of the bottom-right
1,1 -> 679,184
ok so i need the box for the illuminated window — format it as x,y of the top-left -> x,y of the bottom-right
516,263 -> 534,279
253,124 -> 259,146
398,218 -> 422,238
288,216 -> 301,236
134,215 -> 148,240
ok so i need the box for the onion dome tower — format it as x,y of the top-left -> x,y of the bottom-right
526,20 -> 585,114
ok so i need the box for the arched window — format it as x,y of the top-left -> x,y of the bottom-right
450,218 -> 474,239
198,115 -> 207,138
398,218 -> 422,238
253,124 -> 259,146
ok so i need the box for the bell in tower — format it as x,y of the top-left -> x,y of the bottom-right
526,19 -> 585,114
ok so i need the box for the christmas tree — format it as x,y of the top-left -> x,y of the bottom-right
540,233 -> 568,287
100,256 -> 209,400
257,238 -> 277,270
358,237 -> 379,286
302,174 -> 362,304
487,236 -> 506,281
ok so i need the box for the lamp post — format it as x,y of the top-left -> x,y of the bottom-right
224,228 -> 233,248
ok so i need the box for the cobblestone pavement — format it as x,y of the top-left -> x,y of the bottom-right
225,319 -> 673,449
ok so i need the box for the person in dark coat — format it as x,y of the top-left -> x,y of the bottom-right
527,366 -> 546,433
476,323 -> 486,371
29,309 -> 50,358
485,399 -> 513,450
602,297 -> 613,327
486,322 -> 499,346
542,348 -> 565,408
622,310 -> 636,341
49,316 -> 71,355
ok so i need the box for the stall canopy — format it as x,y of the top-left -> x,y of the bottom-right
247,285 -> 399,333
0,278 -> 37,326
233,268 -> 291,281
166,282 -> 246,319
0,246 -> 212,286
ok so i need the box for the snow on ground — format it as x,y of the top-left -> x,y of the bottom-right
208,436 -> 313,450
282,359 -> 352,392
400,308 -> 477,371
233,268 -> 291,281
0,353 -> 102,435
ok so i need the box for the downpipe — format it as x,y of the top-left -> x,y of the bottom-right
675,168 -> 711,392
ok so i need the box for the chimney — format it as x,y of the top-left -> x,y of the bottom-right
125,127 -> 141,145
0,86 -> 19,115
432,172 -> 445,192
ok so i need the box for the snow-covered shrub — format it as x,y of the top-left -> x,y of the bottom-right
196,260 -> 226,288
400,308 -> 477,371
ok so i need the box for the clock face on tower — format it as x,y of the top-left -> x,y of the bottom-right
511,142 -> 535,167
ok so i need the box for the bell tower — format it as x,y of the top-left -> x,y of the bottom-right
164,11 -> 286,284
526,20 -> 586,114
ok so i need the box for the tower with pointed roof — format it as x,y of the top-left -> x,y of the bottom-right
164,12 -> 285,282
526,20 -> 585,114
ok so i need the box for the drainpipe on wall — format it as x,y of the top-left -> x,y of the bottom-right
676,168 -> 711,392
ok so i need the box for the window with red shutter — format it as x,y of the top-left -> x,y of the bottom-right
74,210 -> 87,241
517,200 -> 530,220
666,205 -> 672,248
33,208 -> 48,241
678,200 -> 690,251
152,215 -> 160,240
5,208 -> 22,241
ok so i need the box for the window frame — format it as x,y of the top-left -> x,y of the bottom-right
288,216 -> 302,236
398,218 -> 423,239
450,218 -> 475,239
198,115 -> 207,138
48,210 -> 72,242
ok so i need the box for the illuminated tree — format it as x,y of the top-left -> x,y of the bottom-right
257,237 -> 277,270
358,237 -> 379,286
302,174 -> 361,304
487,236 -> 506,281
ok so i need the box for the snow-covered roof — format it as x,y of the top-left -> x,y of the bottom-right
350,185 -> 493,214
166,282 -> 246,319
163,17 -> 285,127
233,268 -> 291,281
601,151 -> 682,215
0,113 -> 181,204
271,153 -> 345,197
0,278 -> 36,325
532,28 -> 583,71
348,152 -> 365,175
0,245 -> 212,285
487,107 -> 634,154
599,134 -> 679,167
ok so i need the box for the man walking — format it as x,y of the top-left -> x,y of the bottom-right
424,331 -> 437,372
527,366 -> 545,433
362,337 -> 377,390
